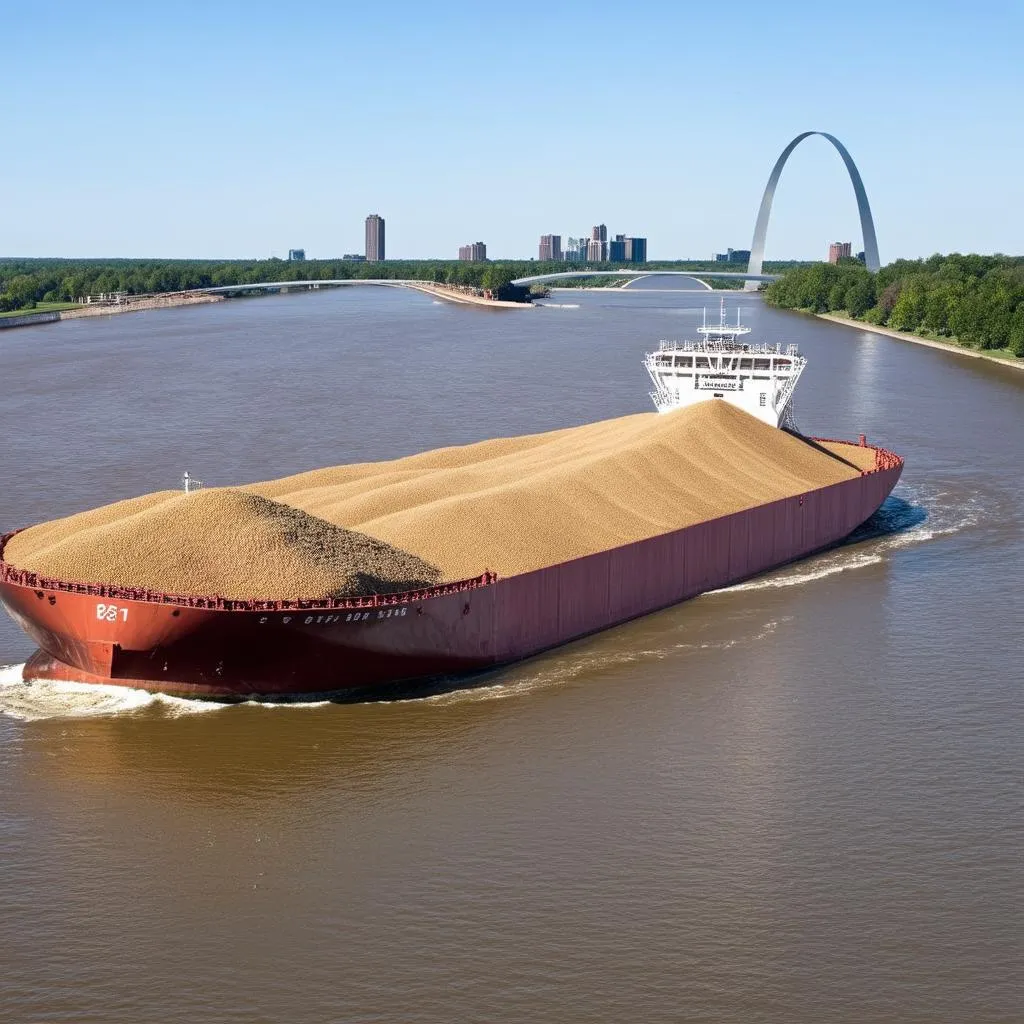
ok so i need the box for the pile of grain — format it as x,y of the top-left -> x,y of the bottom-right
4,489 -> 441,599
4,401 -> 868,598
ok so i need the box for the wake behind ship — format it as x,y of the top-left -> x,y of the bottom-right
0,311 -> 903,698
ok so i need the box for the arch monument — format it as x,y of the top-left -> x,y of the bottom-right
744,132 -> 880,291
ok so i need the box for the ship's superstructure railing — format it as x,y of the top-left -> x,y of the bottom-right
653,339 -> 800,355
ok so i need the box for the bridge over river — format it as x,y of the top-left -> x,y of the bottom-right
191,270 -> 777,304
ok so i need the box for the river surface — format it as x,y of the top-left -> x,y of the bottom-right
1,285 -> 1020,1023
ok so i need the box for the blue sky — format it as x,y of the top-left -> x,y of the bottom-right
3,0 -> 1022,262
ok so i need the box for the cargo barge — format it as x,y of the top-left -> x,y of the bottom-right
0,310 -> 903,699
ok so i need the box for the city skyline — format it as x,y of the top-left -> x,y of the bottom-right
3,2 -> 1022,261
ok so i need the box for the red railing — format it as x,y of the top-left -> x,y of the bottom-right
0,530 -> 497,612
810,436 -> 904,475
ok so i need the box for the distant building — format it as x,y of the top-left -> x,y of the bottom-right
538,234 -> 562,261
714,248 -> 751,264
609,235 -> 627,262
828,241 -> 852,264
856,250 -> 866,263
590,224 -> 608,261
565,237 -> 586,262
365,214 -> 385,261
458,242 -> 487,261
587,238 -> 604,261
625,237 -> 647,263
342,254 -> 366,261
287,248 -> 306,261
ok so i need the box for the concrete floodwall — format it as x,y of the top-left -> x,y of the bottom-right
0,311 -> 62,330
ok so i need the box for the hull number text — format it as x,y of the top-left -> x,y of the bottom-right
96,603 -> 128,623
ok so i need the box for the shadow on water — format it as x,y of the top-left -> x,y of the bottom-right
843,494 -> 927,545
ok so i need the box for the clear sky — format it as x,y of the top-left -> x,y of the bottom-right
3,0 -> 1022,262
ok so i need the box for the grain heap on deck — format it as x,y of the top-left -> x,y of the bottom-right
4,402 -> 870,599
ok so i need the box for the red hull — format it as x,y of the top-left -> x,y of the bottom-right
0,443 -> 902,698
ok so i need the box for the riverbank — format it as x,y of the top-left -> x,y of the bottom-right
0,292 -> 224,329
818,312 -> 1024,372
0,282 -> 530,329
0,301 -> 78,320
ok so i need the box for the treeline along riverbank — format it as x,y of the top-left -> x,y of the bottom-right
0,257 -> 807,313
765,254 -> 1024,359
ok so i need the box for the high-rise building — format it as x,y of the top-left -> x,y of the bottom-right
365,214 -> 385,261
828,241 -> 852,264
609,234 -> 627,262
625,237 -> 647,263
587,238 -> 604,261
458,242 -> 487,261
538,234 -> 562,261
287,248 -> 305,261
590,224 -> 608,261
565,237 -> 586,262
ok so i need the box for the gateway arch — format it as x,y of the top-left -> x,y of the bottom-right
744,132 -> 880,290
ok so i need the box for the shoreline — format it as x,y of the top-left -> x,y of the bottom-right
0,292 -> 223,329
817,312 -> 1024,372
0,281 -> 531,330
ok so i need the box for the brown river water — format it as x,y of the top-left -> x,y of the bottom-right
1,285 -> 1020,1023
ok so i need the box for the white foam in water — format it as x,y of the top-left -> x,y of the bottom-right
0,665 -> 229,722
713,551 -> 884,594
711,482 -> 982,596
0,660 -> 344,720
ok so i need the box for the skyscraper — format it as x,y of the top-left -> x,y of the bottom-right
625,237 -> 647,263
828,241 -> 852,264
365,214 -> 385,262
591,224 -> 608,261
538,234 -> 562,261
587,238 -> 604,261
609,234 -> 627,262
459,242 -> 487,261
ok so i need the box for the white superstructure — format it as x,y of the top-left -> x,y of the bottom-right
644,300 -> 806,428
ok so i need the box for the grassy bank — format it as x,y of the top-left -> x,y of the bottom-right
0,301 -> 78,319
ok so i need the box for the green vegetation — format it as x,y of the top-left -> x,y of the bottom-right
765,254 -> 1024,358
0,257 -> 808,313
0,301 -> 78,319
